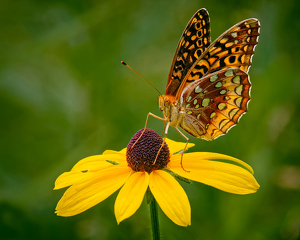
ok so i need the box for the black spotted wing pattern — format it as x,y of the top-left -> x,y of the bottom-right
179,68 -> 251,140
166,8 -> 211,96
183,18 -> 260,85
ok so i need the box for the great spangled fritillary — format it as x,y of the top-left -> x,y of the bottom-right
153,8 -> 260,141
135,8 -> 260,167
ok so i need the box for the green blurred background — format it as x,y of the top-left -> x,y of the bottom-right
1,0 -> 300,239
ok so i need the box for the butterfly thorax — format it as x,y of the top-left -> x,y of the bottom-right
158,95 -> 183,127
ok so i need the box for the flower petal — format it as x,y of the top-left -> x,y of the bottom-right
54,171 -> 99,190
120,148 -> 127,154
169,154 -> 259,194
170,152 -> 254,174
54,152 -> 128,189
55,166 -> 132,216
71,153 -> 127,172
102,148 -> 127,155
165,138 -> 195,155
149,170 -> 191,226
114,172 -> 149,224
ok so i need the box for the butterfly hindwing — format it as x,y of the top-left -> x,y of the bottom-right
166,8 -> 211,96
179,68 -> 251,140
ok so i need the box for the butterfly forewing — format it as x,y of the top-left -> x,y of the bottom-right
179,68 -> 251,140
166,8 -> 211,96
183,18 -> 260,85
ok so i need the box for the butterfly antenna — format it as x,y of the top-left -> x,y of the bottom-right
121,61 -> 162,96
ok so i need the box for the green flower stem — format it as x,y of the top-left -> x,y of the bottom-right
148,190 -> 160,240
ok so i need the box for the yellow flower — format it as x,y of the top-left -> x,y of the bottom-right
54,129 -> 259,227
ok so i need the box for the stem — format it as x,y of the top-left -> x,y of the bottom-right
148,190 -> 160,240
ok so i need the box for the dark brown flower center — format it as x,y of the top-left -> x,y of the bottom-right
126,129 -> 170,173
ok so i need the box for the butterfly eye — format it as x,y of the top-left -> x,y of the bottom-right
164,100 -> 170,107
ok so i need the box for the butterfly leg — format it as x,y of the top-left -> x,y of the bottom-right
131,112 -> 166,150
161,121 -> 166,137
153,121 -> 170,165
175,127 -> 190,172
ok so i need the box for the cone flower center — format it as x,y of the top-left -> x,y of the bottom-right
126,129 -> 170,173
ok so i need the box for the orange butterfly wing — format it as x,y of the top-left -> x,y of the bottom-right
166,8 -> 211,96
179,68 -> 251,140
175,16 -> 259,100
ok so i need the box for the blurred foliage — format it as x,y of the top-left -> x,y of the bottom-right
0,0 -> 300,239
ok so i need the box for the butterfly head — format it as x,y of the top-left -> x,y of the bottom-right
158,95 -> 174,111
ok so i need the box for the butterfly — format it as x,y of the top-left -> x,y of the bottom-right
136,8 -> 260,167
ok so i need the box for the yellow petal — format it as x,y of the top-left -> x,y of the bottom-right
169,154 -> 259,194
149,170 -> 191,226
54,171 -> 98,190
115,172 -> 149,224
102,148 -> 127,155
120,148 -> 127,154
71,153 -> 126,172
55,166 -> 132,216
165,138 -> 195,155
173,152 -> 254,174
